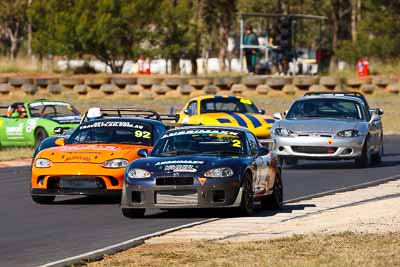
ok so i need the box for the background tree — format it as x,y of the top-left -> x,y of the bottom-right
0,0 -> 29,59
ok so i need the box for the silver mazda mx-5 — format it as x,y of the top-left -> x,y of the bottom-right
271,93 -> 383,168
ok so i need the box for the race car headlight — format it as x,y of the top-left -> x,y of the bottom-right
274,128 -> 294,137
204,167 -> 234,178
102,158 -> 128,168
337,130 -> 360,137
35,158 -> 52,168
128,168 -> 151,179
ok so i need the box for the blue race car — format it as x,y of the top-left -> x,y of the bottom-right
121,126 -> 283,218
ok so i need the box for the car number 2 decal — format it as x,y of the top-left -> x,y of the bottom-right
134,130 -> 151,139
232,139 -> 241,148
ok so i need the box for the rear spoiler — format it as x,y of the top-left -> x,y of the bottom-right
81,108 -> 178,123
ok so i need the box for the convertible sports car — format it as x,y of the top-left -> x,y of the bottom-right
271,93 -> 383,167
31,109 -> 168,204
121,126 -> 283,218
0,99 -> 80,147
176,95 -> 275,139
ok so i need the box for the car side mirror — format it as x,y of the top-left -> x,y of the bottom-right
375,108 -> 384,115
53,127 -> 65,135
137,148 -> 148,158
54,137 -> 65,146
11,112 -> 20,119
273,112 -> 283,120
256,147 -> 269,157
258,109 -> 266,115
183,109 -> 192,116
370,113 -> 380,123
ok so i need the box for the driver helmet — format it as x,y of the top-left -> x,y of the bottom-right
17,106 -> 26,118
86,107 -> 103,121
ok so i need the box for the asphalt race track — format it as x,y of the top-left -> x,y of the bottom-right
1,135 -> 399,267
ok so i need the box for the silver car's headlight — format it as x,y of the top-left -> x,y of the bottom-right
337,130 -> 360,137
35,158 -> 52,168
102,158 -> 128,168
204,167 -> 233,178
128,168 -> 151,179
274,128 -> 294,137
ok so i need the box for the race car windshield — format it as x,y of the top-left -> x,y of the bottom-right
29,102 -> 80,117
200,98 -> 259,114
67,121 -> 153,146
286,99 -> 365,120
152,130 -> 244,156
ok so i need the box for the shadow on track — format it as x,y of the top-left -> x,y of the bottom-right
124,203 -> 317,219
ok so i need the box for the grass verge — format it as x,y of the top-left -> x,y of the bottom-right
0,147 -> 34,161
88,232 -> 400,267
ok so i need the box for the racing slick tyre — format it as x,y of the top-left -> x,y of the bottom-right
34,128 -> 48,148
237,172 -> 254,216
372,136 -> 384,165
355,137 -> 372,168
31,195 -> 55,204
122,208 -> 145,218
261,174 -> 283,210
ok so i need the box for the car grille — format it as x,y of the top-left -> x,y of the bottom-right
156,190 -> 198,205
291,146 -> 338,154
297,133 -> 333,138
156,177 -> 194,186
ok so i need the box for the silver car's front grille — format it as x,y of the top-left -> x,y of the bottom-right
296,133 -> 333,138
292,146 -> 338,154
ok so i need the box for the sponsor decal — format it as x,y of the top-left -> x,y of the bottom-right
80,121 -> 145,130
164,165 -> 197,172
64,155 -> 92,162
6,123 -> 23,136
155,160 -> 204,166
163,129 -> 239,138
327,139 -> 334,145
26,119 -> 37,133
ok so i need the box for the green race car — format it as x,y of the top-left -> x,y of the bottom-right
0,99 -> 81,147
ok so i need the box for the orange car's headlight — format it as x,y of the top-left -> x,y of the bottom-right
102,158 -> 128,168
35,158 -> 52,168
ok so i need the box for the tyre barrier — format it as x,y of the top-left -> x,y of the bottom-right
0,75 -> 398,98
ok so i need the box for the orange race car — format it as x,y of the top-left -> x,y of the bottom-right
31,108 -> 169,204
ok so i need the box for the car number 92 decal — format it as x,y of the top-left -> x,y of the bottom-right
134,130 -> 151,139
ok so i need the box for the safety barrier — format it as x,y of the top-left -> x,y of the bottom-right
0,74 -> 398,98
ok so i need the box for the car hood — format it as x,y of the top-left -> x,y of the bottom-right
275,118 -> 362,134
200,112 -> 275,129
37,144 -> 151,163
131,155 -> 244,175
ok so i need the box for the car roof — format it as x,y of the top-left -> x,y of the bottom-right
28,99 -> 70,104
165,125 -> 252,134
80,117 -> 166,127
189,95 -> 252,102
299,94 -> 365,105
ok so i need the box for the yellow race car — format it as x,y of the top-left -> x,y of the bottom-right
177,95 -> 275,138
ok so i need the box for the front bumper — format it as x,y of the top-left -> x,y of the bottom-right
273,135 -> 365,160
31,188 -> 121,197
121,176 -> 243,209
31,162 -> 124,195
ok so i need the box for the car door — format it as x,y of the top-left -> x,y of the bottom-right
3,114 -> 27,145
246,132 -> 270,195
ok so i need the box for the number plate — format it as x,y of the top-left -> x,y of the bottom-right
156,190 -> 198,205
59,178 -> 98,189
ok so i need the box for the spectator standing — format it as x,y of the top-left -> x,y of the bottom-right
243,25 -> 259,74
